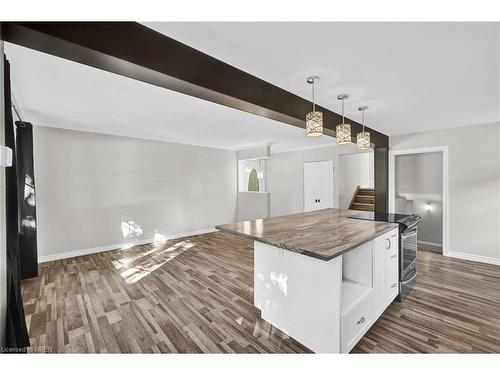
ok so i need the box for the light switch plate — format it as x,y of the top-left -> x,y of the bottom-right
0,145 -> 13,167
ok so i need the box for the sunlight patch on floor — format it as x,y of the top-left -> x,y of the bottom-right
117,239 -> 196,284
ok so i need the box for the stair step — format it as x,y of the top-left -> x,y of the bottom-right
351,203 -> 374,212
355,195 -> 375,204
358,189 -> 374,196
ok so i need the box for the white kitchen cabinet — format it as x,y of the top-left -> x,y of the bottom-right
373,239 -> 387,319
342,293 -> 372,352
303,160 -> 333,212
341,240 -> 374,353
372,228 -> 399,320
254,240 -> 343,353
253,226 -> 399,353
387,264 -> 399,301
340,227 -> 398,353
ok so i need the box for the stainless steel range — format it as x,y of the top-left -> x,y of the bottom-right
348,212 -> 422,301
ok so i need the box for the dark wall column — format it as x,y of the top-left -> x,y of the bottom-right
374,147 -> 389,213
16,122 -> 38,279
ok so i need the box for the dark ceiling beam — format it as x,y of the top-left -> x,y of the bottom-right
1,21 -> 388,147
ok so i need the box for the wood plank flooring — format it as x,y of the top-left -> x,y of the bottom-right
21,232 -> 311,353
21,232 -> 500,353
353,249 -> 500,353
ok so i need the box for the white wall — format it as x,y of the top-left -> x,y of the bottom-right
390,122 -> 500,262
237,192 -> 270,221
395,153 -> 443,194
339,152 -> 374,209
395,152 -> 443,244
0,40 -> 7,347
33,126 -> 237,259
412,200 -> 443,245
269,143 -> 359,216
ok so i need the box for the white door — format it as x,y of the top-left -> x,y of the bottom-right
318,161 -> 334,209
304,162 -> 318,212
304,161 -> 334,212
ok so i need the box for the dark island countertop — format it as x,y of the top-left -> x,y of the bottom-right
215,208 -> 398,261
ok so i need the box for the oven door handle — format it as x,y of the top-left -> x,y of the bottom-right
402,228 -> 417,239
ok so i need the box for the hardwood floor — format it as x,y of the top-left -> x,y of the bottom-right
21,232 -> 311,353
353,249 -> 500,353
21,232 -> 500,353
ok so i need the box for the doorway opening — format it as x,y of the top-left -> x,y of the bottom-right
389,147 -> 449,256
338,151 -> 374,211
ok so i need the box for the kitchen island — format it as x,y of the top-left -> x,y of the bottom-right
216,208 -> 399,353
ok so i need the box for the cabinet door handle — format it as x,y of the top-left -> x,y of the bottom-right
391,283 -> 397,289
386,238 -> 391,249
318,199 -> 321,203
390,254 -> 397,259
356,316 -> 365,325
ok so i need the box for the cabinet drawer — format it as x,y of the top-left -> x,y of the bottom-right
386,264 -> 399,301
342,294 -> 372,352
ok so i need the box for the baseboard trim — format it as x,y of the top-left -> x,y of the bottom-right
418,240 -> 442,247
38,238 -> 154,263
446,251 -> 500,266
38,227 -> 217,263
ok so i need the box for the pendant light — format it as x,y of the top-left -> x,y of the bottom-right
305,76 -> 323,137
336,94 -> 351,144
357,106 -> 371,150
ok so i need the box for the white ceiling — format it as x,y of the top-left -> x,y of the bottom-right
5,43 -> 336,152
146,22 -> 500,135
5,22 -> 500,152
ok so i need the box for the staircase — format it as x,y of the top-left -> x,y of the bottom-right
349,186 -> 375,212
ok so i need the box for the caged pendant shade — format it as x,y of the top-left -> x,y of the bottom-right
336,94 -> 351,144
305,76 -> 323,137
356,106 -> 371,150
356,131 -> 370,149
336,123 -> 351,144
305,111 -> 323,137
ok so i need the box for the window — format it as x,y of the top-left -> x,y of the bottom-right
238,158 -> 267,192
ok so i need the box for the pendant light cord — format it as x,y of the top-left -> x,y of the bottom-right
312,79 -> 316,112
362,109 -> 365,131
341,98 -> 345,124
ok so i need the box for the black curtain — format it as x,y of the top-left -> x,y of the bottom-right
16,121 -> 38,280
4,54 -> 30,351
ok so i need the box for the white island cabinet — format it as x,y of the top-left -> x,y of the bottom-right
254,227 -> 399,353
216,208 -> 401,353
